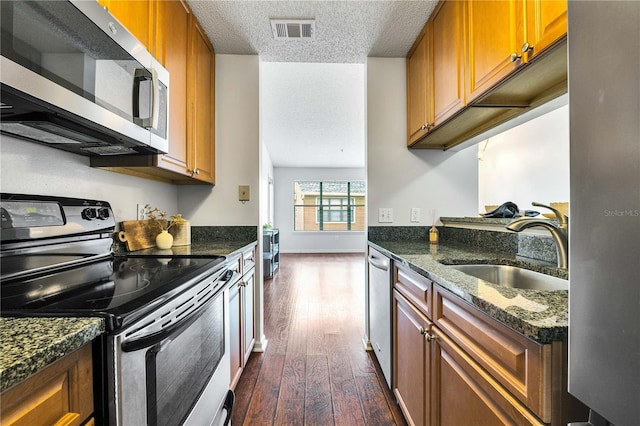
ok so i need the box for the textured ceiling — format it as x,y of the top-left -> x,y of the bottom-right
187,1 -> 438,168
188,0 -> 438,63
261,62 -> 365,168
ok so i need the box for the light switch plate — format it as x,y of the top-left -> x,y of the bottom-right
378,208 -> 393,223
239,185 -> 250,202
411,207 -> 420,223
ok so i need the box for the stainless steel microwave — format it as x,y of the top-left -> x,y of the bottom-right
0,0 -> 169,156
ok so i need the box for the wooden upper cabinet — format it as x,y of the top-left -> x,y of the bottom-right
407,31 -> 431,146
525,0 -> 567,60
97,0 -> 153,50
189,20 -> 215,184
430,0 -> 465,126
466,0 -> 524,103
154,0 -> 190,175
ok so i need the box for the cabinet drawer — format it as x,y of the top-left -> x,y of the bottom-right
242,246 -> 256,273
394,264 -> 432,318
433,328 -> 544,426
432,285 -> 552,422
227,253 -> 242,277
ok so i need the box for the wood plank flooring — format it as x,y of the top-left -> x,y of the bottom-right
232,253 -> 406,426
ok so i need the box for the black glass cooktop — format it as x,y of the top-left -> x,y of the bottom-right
0,255 -> 225,331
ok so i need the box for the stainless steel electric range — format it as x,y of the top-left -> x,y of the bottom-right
0,193 -> 234,426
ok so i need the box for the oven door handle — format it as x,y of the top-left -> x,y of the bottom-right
121,291 -> 218,353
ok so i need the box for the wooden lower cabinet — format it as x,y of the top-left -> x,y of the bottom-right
432,327 -> 543,426
393,289 -> 432,426
0,344 -> 93,426
393,269 -> 585,426
230,246 -> 256,389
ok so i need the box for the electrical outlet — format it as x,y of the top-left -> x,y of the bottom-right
137,203 -> 148,220
378,208 -> 393,223
411,207 -> 421,223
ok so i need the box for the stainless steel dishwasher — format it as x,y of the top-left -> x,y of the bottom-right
368,246 -> 392,388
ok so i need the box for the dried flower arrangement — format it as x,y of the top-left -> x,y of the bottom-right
142,205 -> 186,232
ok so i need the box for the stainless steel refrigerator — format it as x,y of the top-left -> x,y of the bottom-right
568,2 -> 640,426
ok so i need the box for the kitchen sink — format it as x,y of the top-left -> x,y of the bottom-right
451,264 -> 568,291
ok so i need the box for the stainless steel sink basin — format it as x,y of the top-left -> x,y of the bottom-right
451,264 -> 568,291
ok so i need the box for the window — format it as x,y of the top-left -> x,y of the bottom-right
294,181 -> 366,231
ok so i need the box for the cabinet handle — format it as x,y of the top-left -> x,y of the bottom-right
521,42 -> 534,54
194,169 -> 200,175
419,327 -> 429,335
421,122 -> 434,132
425,333 -> 437,342
509,52 -> 522,63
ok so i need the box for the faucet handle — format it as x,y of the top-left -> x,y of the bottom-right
532,202 -> 568,226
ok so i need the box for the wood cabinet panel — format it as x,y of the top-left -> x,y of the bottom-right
1,344 -> 93,426
242,268 -> 256,363
430,0 -> 465,125
432,328 -> 544,426
525,0 -> 567,60
98,0 -> 152,50
155,0 -> 190,175
393,290 -> 431,426
432,285 -> 551,422
407,31 -> 431,146
466,0 -> 524,102
189,20 -> 215,184
394,264 -> 432,318
229,280 -> 243,389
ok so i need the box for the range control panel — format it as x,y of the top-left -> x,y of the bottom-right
1,193 -> 116,242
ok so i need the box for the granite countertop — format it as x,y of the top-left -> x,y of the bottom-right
127,240 -> 257,258
369,240 -> 568,343
0,317 -> 105,392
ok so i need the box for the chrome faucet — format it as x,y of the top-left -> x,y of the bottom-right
506,202 -> 569,269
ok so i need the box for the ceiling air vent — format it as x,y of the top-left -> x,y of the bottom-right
270,19 -> 315,40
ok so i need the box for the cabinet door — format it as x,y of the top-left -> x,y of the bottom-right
0,344 -> 93,426
431,0 -> 466,126
466,0 -> 525,103
188,20 -> 215,184
525,0 -> 567,60
229,281 -> 243,389
407,31 -> 431,146
98,0 -> 152,50
432,328 -> 544,426
155,0 -> 190,175
242,268 -> 256,363
393,290 -> 430,426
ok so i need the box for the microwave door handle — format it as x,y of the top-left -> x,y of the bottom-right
150,67 -> 160,130
132,68 -> 153,128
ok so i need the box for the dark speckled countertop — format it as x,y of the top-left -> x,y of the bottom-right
369,239 -> 569,343
1,317 -> 104,392
128,240 -> 256,258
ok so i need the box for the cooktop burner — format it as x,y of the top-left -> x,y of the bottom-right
0,255 -> 225,331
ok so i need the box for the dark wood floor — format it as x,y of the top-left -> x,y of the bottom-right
231,253 -> 406,426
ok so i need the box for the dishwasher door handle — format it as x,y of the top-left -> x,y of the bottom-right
368,255 -> 389,271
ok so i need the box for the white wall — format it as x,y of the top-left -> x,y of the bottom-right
0,136 -> 177,221
478,105 -> 569,213
274,167 -> 367,253
261,144 -> 275,228
366,58 -> 478,226
177,55 -> 260,227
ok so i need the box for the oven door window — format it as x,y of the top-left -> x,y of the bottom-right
145,294 -> 224,426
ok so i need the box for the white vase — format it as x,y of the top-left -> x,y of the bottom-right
156,230 -> 173,249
